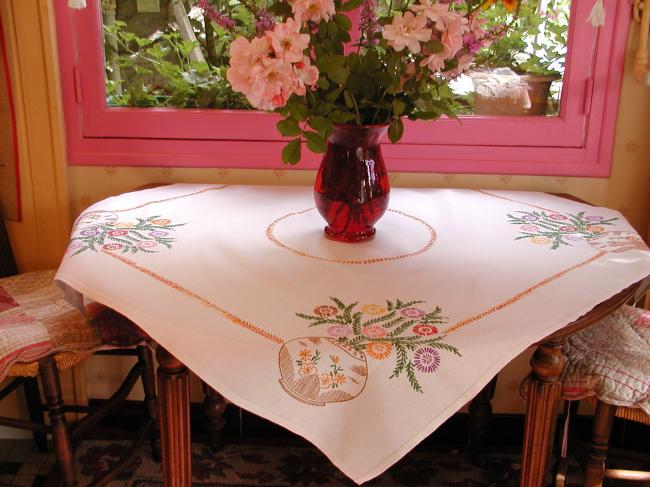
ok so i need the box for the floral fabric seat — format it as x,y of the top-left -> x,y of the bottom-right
562,304 -> 650,415
0,269 -> 146,381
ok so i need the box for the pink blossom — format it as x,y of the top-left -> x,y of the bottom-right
291,0 -> 336,24
293,57 -> 319,95
227,36 -> 272,94
440,12 -> 469,57
267,18 -> 310,63
411,0 -> 452,31
247,58 -> 296,110
442,52 -> 474,78
420,45 -> 450,73
382,12 -> 432,54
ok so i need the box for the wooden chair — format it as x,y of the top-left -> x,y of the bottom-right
0,218 -> 160,486
555,303 -> 650,487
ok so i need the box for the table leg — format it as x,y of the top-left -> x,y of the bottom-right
520,338 -> 565,487
202,381 -> 227,451
156,346 -> 192,487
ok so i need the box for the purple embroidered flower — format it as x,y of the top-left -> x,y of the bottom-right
520,224 -> 539,232
80,229 -> 99,237
148,231 -> 168,237
327,325 -> 353,337
564,234 -> 584,241
413,347 -> 441,373
521,214 -> 539,222
585,216 -> 604,222
400,307 -> 426,318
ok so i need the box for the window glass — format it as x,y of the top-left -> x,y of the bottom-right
102,0 -> 570,116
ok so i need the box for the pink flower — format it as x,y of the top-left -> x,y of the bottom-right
247,57 -> 296,110
440,12 -> 469,57
293,57 -> 320,95
361,325 -> 388,338
411,0 -> 451,30
443,52 -> 473,78
291,0 -> 335,24
268,18 -> 310,63
382,12 -> 432,54
420,46 -> 450,73
227,36 -> 272,95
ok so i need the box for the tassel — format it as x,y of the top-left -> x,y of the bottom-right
68,0 -> 87,9
587,0 -> 606,27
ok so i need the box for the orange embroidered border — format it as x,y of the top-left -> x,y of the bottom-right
266,208 -> 437,265
102,250 -> 285,345
475,189 -> 558,213
443,250 -> 608,335
112,185 -> 230,213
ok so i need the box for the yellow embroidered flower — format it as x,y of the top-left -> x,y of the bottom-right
585,225 -> 605,233
299,363 -> 317,376
361,304 -> 386,315
530,236 -> 551,245
114,222 -> 135,228
151,218 -> 172,226
366,341 -> 393,360
298,349 -> 312,361
319,373 -> 334,388
334,373 -> 347,385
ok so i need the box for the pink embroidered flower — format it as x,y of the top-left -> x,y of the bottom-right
314,305 -> 338,316
291,0 -> 335,24
559,226 -> 577,232
268,18 -> 310,63
148,231 -> 168,237
413,346 -> 441,373
634,312 -> 650,329
102,243 -> 124,251
520,224 -> 540,232
564,234 -> 584,241
382,11 -> 432,54
327,324 -> 353,337
137,241 -> 158,248
361,325 -> 388,338
412,323 -> 438,336
400,307 -> 426,318
548,213 -> 568,221
108,229 -> 129,237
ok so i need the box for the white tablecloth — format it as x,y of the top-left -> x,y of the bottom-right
55,184 -> 650,483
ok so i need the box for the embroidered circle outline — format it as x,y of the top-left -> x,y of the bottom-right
266,208 -> 437,264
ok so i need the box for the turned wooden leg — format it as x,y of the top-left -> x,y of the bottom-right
156,346 -> 191,487
138,345 -> 162,462
583,401 -> 615,487
39,357 -> 77,486
202,381 -> 226,451
468,375 -> 498,466
23,377 -> 48,453
520,338 -> 565,487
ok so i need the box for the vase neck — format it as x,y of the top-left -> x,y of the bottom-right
329,124 -> 388,148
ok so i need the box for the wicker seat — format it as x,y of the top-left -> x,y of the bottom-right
0,268 -> 159,486
556,304 -> 650,487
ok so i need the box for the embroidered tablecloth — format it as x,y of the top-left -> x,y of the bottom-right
55,184 -> 650,483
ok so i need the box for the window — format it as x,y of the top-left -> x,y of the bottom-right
54,0 -> 631,175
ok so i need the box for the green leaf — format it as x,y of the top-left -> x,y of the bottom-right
317,78 -> 330,90
318,55 -> 346,75
343,90 -> 355,109
329,67 -> 350,85
388,117 -> 404,143
339,0 -> 363,11
327,21 -> 338,38
282,139 -> 302,165
288,101 -> 309,121
308,116 -> 334,135
304,131 -> 327,153
392,99 -> 405,116
277,118 -> 302,137
329,110 -> 356,123
333,14 -> 352,31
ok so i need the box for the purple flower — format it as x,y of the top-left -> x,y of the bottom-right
148,231 -> 168,237
521,214 -> 539,222
401,307 -> 426,318
585,216 -> 604,222
413,347 -> 441,373
255,9 -> 276,34
360,0 -> 380,46
198,0 -> 235,29
80,229 -> 99,237
327,325 -> 353,338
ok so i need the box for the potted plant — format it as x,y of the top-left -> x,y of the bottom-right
471,0 -> 568,116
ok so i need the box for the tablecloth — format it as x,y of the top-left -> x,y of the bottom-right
55,184 -> 650,483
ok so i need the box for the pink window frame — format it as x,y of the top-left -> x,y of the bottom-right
54,0 -> 631,176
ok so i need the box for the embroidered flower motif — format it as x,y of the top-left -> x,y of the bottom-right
334,373 -> 347,385
313,305 -> 338,317
330,355 -> 340,365
151,219 -> 172,226
521,215 -> 539,221
114,222 -> 135,228
366,341 -> 393,360
585,216 -> 604,222
148,231 -> 169,237
107,229 -> 129,236
520,224 -> 539,232
634,313 -> 650,329
530,236 -> 552,245
548,214 -> 568,221
413,347 -> 441,373
585,225 -> 605,233
136,241 -> 158,248
102,244 -> 124,251
319,373 -> 334,388
80,229 -> 99,237
299,363 -> 317,375
564,234 -> 584,241
361,325 -> 388,338
361,304 -> 386,315
400,307 -> 426,318
412,323 -> 438,336
298,349 -> 312,361
326,325 -> 353,337
559,226 -> 577,232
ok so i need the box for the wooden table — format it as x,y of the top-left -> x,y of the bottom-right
153,280 -> 642,487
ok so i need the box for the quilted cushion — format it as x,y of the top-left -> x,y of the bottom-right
0,270 -> 146,381
562,305 -> 650,415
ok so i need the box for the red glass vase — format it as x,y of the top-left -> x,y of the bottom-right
314,124 -> 390,242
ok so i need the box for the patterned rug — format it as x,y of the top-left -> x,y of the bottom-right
2,438 -> 648,486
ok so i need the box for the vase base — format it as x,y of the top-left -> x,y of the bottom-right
324,226 -> 376,243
